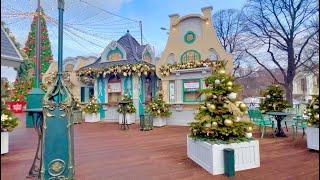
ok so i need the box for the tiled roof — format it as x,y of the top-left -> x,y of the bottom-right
1,26 -> 22,59
83,31 -> 151,69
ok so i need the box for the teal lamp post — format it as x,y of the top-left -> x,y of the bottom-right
41,0 -> 75,179
26,0 -> 45,128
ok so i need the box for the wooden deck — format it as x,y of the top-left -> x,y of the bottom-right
1,114 -> 319,180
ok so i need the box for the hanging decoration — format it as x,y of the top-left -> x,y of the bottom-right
159,59 -> 224,77
76,63 -> 156,84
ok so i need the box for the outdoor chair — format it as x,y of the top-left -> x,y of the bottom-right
291,115 -> 307,139
248,109 -> 275,138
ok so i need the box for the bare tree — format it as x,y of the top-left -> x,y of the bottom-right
213,9 -> 255,78
243,0 -> 319,104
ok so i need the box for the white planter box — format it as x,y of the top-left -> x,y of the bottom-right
1,132 -> 9,154
118,114 -> 135,124
306,127 -> 319,151
187,136 -> 260,175
153,117 -> 167,127
84,113 -> 100,123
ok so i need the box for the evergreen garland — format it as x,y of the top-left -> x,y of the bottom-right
259,84 -> 291,113
189,68 -> 253,143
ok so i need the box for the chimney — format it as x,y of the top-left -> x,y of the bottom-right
201,6 -> 213,25
169,13 -> 180,29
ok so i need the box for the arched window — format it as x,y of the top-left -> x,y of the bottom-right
65,64 -> 74,72
107,75 -> 122,103
143,51 -> 152,63
107,47 -> 123,61
180,50 -> 201,64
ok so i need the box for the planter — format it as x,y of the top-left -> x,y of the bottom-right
153,117 -> 167,127
84,113 -> 100,123
187,136 -> 260,175
306,127 -> 319,151
118,114 -> 135,124
6,101 -> 26,113
1,132 -> 9,154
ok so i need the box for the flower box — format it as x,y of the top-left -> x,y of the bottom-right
153,117 -> 167,127
5,101 -> 26,113
187,136 -> 260,175
118,114 -> 135,124
306,127 -> 319,151
1,132 -> 9,154
84,113 -> 100,123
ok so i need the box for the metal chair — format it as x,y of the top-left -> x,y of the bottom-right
248,109 -> 275,138
292,115 -> 307,139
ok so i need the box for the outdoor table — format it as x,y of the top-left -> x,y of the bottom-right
24,108 -> 43,178
119,101 -> 129,130
267,112 -> 291,137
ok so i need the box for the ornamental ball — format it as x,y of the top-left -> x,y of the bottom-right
247,126 -> 253,132
214,79 -> 221,84
227,92 -> 237,101
307,123 -> 312,127
205,123 -> 211,128
209,104 -> 216,112
226,81 -> 233,87
313,105 -> 319,110
224,119 -> 233,126
218,69 -> 226,74
245,132 -> 253,138
212,95 -> 218,99
200,106 -> 207,111
212,122 -> 218,127
239,103 -> 247,111
315,114 -> 319,120
227,86 -> 232,91
234,116 -> 241,122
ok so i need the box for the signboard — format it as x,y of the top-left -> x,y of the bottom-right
108,82 -> 121,93
184,80 -> 200,91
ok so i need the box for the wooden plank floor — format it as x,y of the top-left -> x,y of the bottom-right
1,114 -> 319,180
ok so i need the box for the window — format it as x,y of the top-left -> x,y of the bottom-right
169,81 -> 175,102
180,50 -> 201,64
107,48 -> 123,61
301,78 -> 307,93
108,76 -> 122,104
183,79 -> 201,102
143,51 -> 152,63
80,86 -> 94,103
145,76 -> 153,103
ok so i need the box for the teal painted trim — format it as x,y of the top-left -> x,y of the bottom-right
130,76 -> 133,98
98,77 -> 106,120
180,49 -> 201,64
139,77 -> 145,115
184,31 -> 196,44
182,79 -> 202,102
107,47 -> 123,60
152,75 -> 157,98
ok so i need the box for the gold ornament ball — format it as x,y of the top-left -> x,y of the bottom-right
209,104 -> 216,112
314,114 -> 319,120
224,119 -> 233,126
205,123 -> 211,128
245,132 -> 253,138
226,81 -> 233,87
247,126 -> 253,132
307,123 -> 312,127
239,103 -> 247,111
218,69 -> 226,74
227,86 -> 232,91
200,106 -> 207,111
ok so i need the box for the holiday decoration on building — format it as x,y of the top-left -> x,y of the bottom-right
259,84 -> 291,113
82,97 -> 100,114
77,63 -> 156,85
117,95 -> 136,114
304,95 -> 319,127
10,79 -> 33,102
189,67 -> 253,143
23,7 -> 53,88
159,59 -> 223,77
145,93 -> 172,118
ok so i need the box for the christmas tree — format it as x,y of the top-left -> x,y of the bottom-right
259,84 -> 291,113
189,67 -> 253,143
145,93 -> 171,118
23,7 -> 53,88
304,95 -> 319,128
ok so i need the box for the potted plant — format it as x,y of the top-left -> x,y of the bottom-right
1,99 -> 19,154
83,97 -> 100,123
304,95 -> 319,151
188,68 -> 259,175
145,93 -> 172,127
117,95 -> 136,124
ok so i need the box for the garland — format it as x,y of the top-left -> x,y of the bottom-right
145,94 -> 172,118
159,59 -> 224,76
76,63 -> 156,84
117,95 -> 136,114
304,95 -> 319,128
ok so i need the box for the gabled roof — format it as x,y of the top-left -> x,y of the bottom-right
83,31 -> 153,69
1,25 -> 23,68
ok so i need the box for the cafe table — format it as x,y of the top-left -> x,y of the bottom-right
267,112 -> 292,137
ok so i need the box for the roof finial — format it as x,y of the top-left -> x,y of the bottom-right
127,30 -> 129,33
